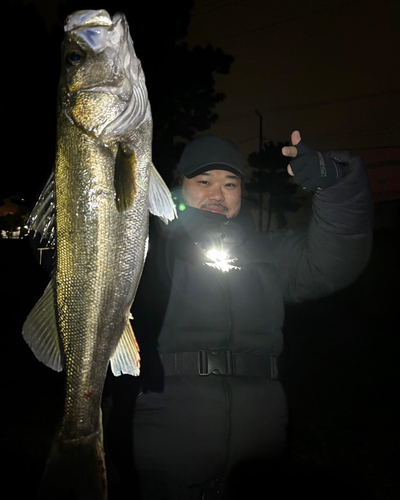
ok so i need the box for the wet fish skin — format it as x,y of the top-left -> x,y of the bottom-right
23,9 -> 175,499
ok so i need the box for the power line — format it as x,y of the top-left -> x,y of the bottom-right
234,127 -> 400,159
314,126 -> 400,140
213,88 -> 400,125
263,88 -> 400,113
191,0 -> 363,44
235,135 -> 259,145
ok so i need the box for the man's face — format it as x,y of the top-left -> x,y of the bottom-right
181,169 -> 242,219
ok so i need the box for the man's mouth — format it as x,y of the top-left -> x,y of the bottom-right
201,204 -> 228,214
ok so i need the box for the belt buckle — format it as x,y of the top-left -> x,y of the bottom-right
198,350 -> 233,376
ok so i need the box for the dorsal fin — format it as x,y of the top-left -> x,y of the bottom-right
28,168 -> 56,246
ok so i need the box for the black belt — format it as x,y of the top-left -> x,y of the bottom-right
159,350 -> 278,379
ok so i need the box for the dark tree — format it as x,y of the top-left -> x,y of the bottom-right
2,1 -> 233,201
1,0 -> 59,204
0,212 -> 27,234
149,42 -> 233,185
60,1 -> 234,185
246,141 -> 301,232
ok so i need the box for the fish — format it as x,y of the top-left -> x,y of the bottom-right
22,9 -> 176,499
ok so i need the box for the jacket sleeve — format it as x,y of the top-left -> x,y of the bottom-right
268,150 -> 373,303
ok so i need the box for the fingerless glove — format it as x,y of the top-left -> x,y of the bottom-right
289,141 -> 342,191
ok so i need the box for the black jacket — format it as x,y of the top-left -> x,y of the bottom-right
126,150 -> 373,498
132,150 -> 372,378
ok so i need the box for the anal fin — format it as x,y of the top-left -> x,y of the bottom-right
110,319 -> 140,376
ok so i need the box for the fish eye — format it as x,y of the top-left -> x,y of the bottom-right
66,50 -> 85,66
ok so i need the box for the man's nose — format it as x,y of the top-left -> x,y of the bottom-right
209,185 -> 224,201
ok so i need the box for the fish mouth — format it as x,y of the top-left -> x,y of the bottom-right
64,9 -> 113,32
62,9 -> 150,137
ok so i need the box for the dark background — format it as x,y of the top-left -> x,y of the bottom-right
1,1 -> 399,499
2,0 -> 399,200
1,221 -> 399,499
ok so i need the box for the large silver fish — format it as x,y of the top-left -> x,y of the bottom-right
22,9 -> 175,499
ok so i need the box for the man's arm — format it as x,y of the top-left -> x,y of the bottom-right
269,131 -> 373,303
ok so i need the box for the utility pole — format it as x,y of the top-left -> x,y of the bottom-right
255,110 -> 263,231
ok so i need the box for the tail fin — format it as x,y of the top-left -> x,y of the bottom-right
38,430 -> 107,500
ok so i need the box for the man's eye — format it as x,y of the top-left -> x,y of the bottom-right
198,180 -> 209,185
226,183 -> 237,188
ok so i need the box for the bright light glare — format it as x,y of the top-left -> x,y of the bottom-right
205,249 -> 228,262
204,248 -> 241,272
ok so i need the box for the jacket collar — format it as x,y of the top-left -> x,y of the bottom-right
157,189 -> 255,252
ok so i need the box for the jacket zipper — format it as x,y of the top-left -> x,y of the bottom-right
219,261 -> 233,486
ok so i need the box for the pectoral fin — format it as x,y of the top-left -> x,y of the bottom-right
148,164 -> 177,224
110,320 -> 140,376
115,143 -> 137,212
22,277 -> 63,372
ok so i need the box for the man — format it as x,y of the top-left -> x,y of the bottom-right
108,131 -> 372,499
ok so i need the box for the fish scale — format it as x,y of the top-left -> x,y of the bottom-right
22,10 -> 175,499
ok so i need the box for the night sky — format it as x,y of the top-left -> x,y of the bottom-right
2,0 -> 399,202
186,0 -> 399,155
